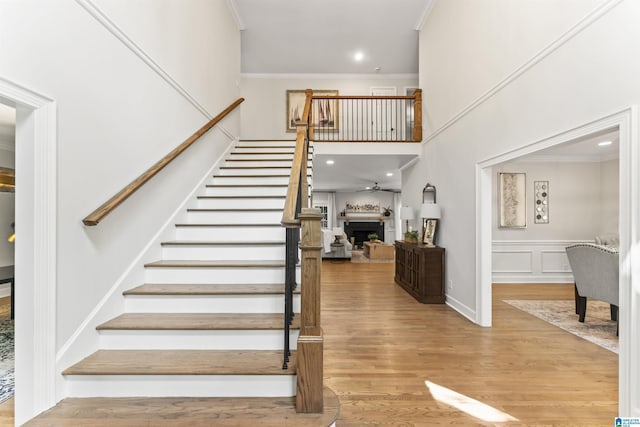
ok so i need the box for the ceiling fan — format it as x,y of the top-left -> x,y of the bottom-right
357,182 -> 395,193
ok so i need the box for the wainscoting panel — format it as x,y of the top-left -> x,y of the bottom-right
492,240 -> 592,283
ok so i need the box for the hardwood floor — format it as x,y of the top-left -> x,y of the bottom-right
0,264 -> 619,426
0,295 -> 12,427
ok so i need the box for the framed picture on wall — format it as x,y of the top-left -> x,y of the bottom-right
286,89 -> 339,133
498,172 -> 526,228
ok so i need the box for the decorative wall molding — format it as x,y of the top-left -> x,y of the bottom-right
424,0 -> 624,144
240,73 -> 419,80
225,0 -> 245,30
492,239 -> 592,283
75,0 -> 213,120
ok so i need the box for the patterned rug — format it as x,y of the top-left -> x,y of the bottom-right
0,319 -> 14,403
503,299 -> 618,353
350,250 -> 395,264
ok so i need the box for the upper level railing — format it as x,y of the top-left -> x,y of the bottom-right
82,98 -> 244,226
309,89 -> 422,142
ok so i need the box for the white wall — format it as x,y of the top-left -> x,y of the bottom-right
410,0 -> 640,412
405,0 -> 636,314
240,75 -> 418,139
600,158 -> 619,235
0,0 -> 241,351
492,161 -> 603,240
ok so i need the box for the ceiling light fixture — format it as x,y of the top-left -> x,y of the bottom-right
326,160 -> 335,165
386,172 -> 393,177
598,141 -> 612,147
365,186 -> 371,190
354,51 -> 364,62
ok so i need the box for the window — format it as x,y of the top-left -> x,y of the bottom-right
315,203 -> 328,228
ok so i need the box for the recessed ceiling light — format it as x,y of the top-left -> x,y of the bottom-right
354,51 -> 364,62
326,160 -> 335,165
598,141 -> 612,147
386,172 -> 393,177
365,186 -> 371,190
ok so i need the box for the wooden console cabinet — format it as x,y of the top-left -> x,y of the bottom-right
394,241 -> 445,304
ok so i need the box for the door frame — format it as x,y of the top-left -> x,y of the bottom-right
475,106 -> 638,415
0,76 -> 57,424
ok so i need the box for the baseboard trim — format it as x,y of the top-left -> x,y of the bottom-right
445,294 -> 478,326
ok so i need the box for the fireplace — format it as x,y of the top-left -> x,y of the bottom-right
344,221 -> 384,248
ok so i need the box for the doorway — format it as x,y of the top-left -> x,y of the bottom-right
0,77 -> 57,425
476,108 -> 638,414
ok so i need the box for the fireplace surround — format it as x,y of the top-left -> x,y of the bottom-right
344,221 -> 384,248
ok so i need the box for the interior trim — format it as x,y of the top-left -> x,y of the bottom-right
424,0 -> 624,144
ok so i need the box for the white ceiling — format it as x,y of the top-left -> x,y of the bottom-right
313,153 -> 414,192
231,0 -> 430,74
517,129 -> 619,163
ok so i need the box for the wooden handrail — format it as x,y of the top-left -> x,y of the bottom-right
82,97 -> 244,226
281,89 -> 312,227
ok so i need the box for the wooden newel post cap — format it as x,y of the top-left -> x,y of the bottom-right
299,208 -> 323,220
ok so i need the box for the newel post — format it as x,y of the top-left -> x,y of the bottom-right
413,88 -> 423,142
296,208 -> 324,413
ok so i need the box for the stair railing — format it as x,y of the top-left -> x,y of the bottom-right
82,97 -> 245,226
281,89 -> 324,413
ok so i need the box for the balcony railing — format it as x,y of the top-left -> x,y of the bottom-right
309,89 -> 422,142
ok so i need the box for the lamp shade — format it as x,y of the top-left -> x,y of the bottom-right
420,203 -> 441,219
332,227 -> 343,236
400,206 -> 414,220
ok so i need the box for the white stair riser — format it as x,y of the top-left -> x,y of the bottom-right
203,186 -> 288,197
144,266 -> 300,284
195,198 -> 285,209
162,244 -> 285,261
223,160 -> 312,168
234,147 -> 296,153
217,168 -> 298,176
99,330 -> 300,350
175,226 -> 285,241
124,294 -> 300,313
212,176 -> 291,185
65,375 -> 296,398
228,153 -> 297,161
185,210 -> 283,224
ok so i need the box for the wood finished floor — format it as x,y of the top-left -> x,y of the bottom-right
0,263 -> 619,426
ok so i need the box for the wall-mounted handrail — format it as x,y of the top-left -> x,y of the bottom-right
82,97 -> 244,226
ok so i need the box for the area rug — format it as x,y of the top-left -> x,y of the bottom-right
0,319 -> 14,403
503,299 -> 618,354
350,250 -> 395,264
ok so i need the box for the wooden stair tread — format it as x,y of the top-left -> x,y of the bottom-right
219,166 -> 311,170
213,174 -> 311,178
145,260 -> 286,268
205,184 -> 288,188
196,195 -> 286,199
161,240 -> 285,246
186,208 -> 282,212
63,349 -> 296,375
124,283 -> 300,296
24,387 -> 339,427
231,151 -> 295,155
97,313 -> 300,330
175,223 -> 282,228
239,139 -> 297,142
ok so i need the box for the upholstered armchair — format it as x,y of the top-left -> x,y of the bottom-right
565,243 -> 619,327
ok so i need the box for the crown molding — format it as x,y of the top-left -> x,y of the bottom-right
415,0 -> 437,31
241,73 -> 419,80
424,0 -> 624,144
516,152 -> 619,163
225,0 -> 245,30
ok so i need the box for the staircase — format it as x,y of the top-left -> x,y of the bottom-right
27,140 -> 339,425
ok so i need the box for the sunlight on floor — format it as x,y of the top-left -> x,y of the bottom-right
425,381 -> 518,423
